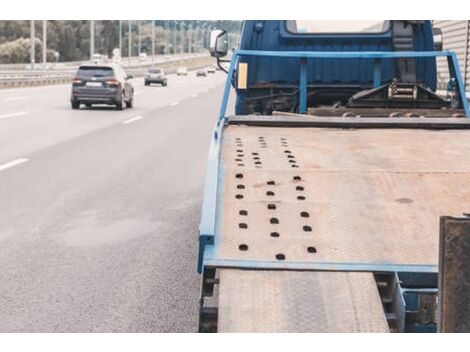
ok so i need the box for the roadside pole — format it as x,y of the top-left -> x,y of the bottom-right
119,20 -> 122,58
173,21 -> 178,55
90,20 -> 95,60
164,21 -> 169,56
30,20 -> 35,70
138,21 -> 141,55
152,20 -> 155,64
42,20 -> 47,67
128,20 -> 132,61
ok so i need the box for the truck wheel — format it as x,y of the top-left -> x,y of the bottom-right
71,101 -> 80,109
125,98 -> 133,108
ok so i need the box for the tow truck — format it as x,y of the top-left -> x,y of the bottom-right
198,20 -> 470,333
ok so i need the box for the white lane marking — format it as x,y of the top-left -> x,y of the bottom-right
122,115 -> 143,124
192,94 -> 198,98
5,96 -> 27,102
170,102 -> 179,107
0,158 -> 29,172
0,111 -> 28,120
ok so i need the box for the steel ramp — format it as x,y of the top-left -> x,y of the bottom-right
217,269 -> 389,332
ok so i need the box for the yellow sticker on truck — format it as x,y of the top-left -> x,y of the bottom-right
238,63 -> 248,89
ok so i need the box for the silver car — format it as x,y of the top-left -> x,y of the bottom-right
145,68 -> 168,86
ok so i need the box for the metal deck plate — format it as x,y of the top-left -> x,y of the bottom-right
219,126 -> 470,267
218,269 -> 389,332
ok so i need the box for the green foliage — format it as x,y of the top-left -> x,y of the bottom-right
0,20 -> 242,63
0,37 -> 36,63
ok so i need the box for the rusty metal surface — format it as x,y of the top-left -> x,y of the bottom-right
439,216 -> 470,333
217,269 -> 389,332
219,126 -> 470,266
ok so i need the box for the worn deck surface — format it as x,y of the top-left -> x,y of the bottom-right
220,125 -> 470,265
216,125 -> 470,332
218,269 -> 389,332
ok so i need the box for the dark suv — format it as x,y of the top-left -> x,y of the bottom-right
71,64 -> 134,110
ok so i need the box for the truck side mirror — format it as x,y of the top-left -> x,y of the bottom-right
210,30 -> 228,58
433,27 -> 443,51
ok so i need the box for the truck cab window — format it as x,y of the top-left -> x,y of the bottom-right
285,20 -> 390,34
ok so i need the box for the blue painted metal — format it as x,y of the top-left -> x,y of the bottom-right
236,49 -> 454,59
202,257 -> 437,274
220,49 -> 470,119
299,58 -> 307,113
449,52 -> 470,117
238,21 -> 437,93
392,274 -> 406,332
398,272 -> 437,287
197,120 -> 224,273
402,289 -> 438,333
373,59 -> 382,88
218,55 -> 238,120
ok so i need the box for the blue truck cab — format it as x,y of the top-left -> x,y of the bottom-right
213,20 -> 468,117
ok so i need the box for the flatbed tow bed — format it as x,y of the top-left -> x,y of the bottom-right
198,45 -> 470,333
200,115 -> 470,332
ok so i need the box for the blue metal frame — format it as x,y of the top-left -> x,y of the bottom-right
197,120 -> 224,272
199,48 -> 469,274
204,258 -> 437,274
218,49 -> 470,119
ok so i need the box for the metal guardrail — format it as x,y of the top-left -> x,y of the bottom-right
0,53 -> 212,89
0,53 -> 205,71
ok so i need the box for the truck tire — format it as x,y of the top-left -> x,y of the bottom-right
125,98 -> 133,108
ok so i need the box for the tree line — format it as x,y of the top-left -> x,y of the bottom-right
0,20 -> 242,64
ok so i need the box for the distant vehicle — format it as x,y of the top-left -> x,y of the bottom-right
145,68 -> 167,86
196,69 -> 207,77
207,65 -> 216,74
91,53 -> 102,64
176,67 -> 188,76
112,48 -> 121,63
70,64 -> 134,110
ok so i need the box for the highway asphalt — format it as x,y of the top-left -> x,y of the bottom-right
0,70 -> 228,332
